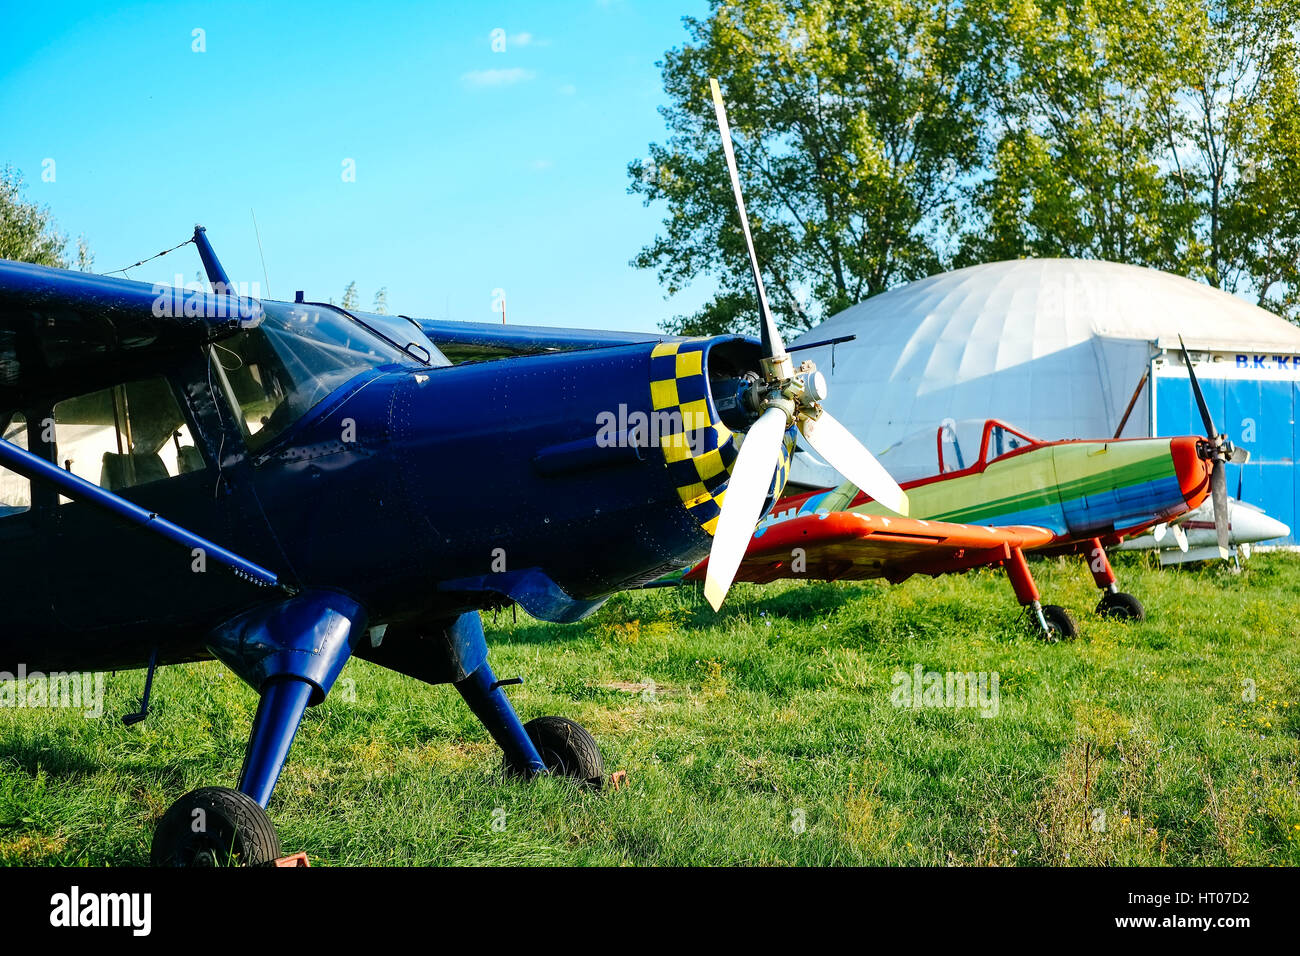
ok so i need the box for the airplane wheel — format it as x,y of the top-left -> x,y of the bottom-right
1040,605 -> 1078,642
508,716 -> 604,789
150,786 -> 281,867
1097,591 -> 1145,621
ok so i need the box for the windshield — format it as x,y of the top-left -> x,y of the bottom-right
210,300 -> 408,452
875,419 -> 1041,481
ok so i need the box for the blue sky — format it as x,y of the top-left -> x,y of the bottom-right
0,1 -> 714,332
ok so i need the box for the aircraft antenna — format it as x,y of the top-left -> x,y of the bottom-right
251,208 -> 272,299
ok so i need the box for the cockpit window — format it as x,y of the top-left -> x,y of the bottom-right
53,377 -> 202,496
876,418 -> 1042,481
983,422 -> 1037,463
210,301 -> 407,453
941,419 -> 1039,469
351,311 -> 451,368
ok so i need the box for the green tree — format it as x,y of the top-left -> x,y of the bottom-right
965,0 -> 1300,319
341,281 -> 359,310
75,236 -> 94,272
629,0 -> 994,335
1225,49 -> 1300,317
0,165 -> 69,266
959,0 -> 1197,269
1176,0 -> 1300,310
372,287 -> 388,314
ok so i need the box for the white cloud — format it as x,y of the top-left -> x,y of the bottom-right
509,32 -> 533,47
531,159 -> 554,170
558,83 -> 577,95
461,67 -> 537,88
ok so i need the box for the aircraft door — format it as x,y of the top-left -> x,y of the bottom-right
46,371 -> 286,639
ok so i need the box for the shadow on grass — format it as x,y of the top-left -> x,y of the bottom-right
671,580 -> 869,629
488,622 -> 584,648
0,735 -> 100,778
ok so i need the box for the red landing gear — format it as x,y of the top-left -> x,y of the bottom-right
1084,538 -> 1145,621
1004,546 -> 1077,641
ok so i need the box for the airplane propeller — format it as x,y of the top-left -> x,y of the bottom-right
1178,336 -> 1249,558
702,78 -> 908,611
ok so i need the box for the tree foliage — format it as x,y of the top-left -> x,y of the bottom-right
341,281 -> 360,311
630,0 -> 993,336
0,166 -> 69,266
961,0 -> 1198,268
634,0 -> 1300,326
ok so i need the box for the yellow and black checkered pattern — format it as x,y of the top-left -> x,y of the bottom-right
650,339 -> 794,536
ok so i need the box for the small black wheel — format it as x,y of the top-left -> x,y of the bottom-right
1097,591 -> 1145,621
506,716 -> 604,789
1039,604 -> 1078,641
151,786 -> 281,867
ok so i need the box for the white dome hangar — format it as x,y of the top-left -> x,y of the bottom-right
789,258 -> 1300,543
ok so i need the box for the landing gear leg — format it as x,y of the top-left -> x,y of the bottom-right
451,613 -> 604,787
456,660 -> 547,778
238,679 -> 316,807
1004,546 -> 1077,641
151,591 -> 366,866
1087,538 -> 1145,621
357,610 -> 604,787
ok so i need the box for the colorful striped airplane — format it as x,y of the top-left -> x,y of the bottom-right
677,416 -> 1222,637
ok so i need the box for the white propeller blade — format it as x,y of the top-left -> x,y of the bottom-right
1172,523 -> 1189,553
1152,523 -> 1167,543
709,77 -> 786,361
799,410 -> 909,516
704,406 -> 789,611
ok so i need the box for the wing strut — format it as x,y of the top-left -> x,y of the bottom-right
0,437 -> 284,590
193,225 -> 234,295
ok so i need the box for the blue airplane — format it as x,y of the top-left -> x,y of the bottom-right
0,82 -> 905,865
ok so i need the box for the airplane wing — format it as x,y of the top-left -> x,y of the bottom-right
414,318 -> 676,364
0,258 -> 258,400
680,511 -> 1055,585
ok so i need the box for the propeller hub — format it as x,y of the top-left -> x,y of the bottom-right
802,369 -> 828,403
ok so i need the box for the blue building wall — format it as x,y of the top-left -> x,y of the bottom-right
1153,368 -> 1296,545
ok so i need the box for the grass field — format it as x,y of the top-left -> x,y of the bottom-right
2,552 -> 1298,866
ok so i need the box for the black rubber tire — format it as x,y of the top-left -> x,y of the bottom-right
1097,591 -> 1146,621
1040,604 -> 1079,641
150,786 -> 281,867
506,716 -> 604,789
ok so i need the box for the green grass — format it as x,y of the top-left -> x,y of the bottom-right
2,552 -> 1299,866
